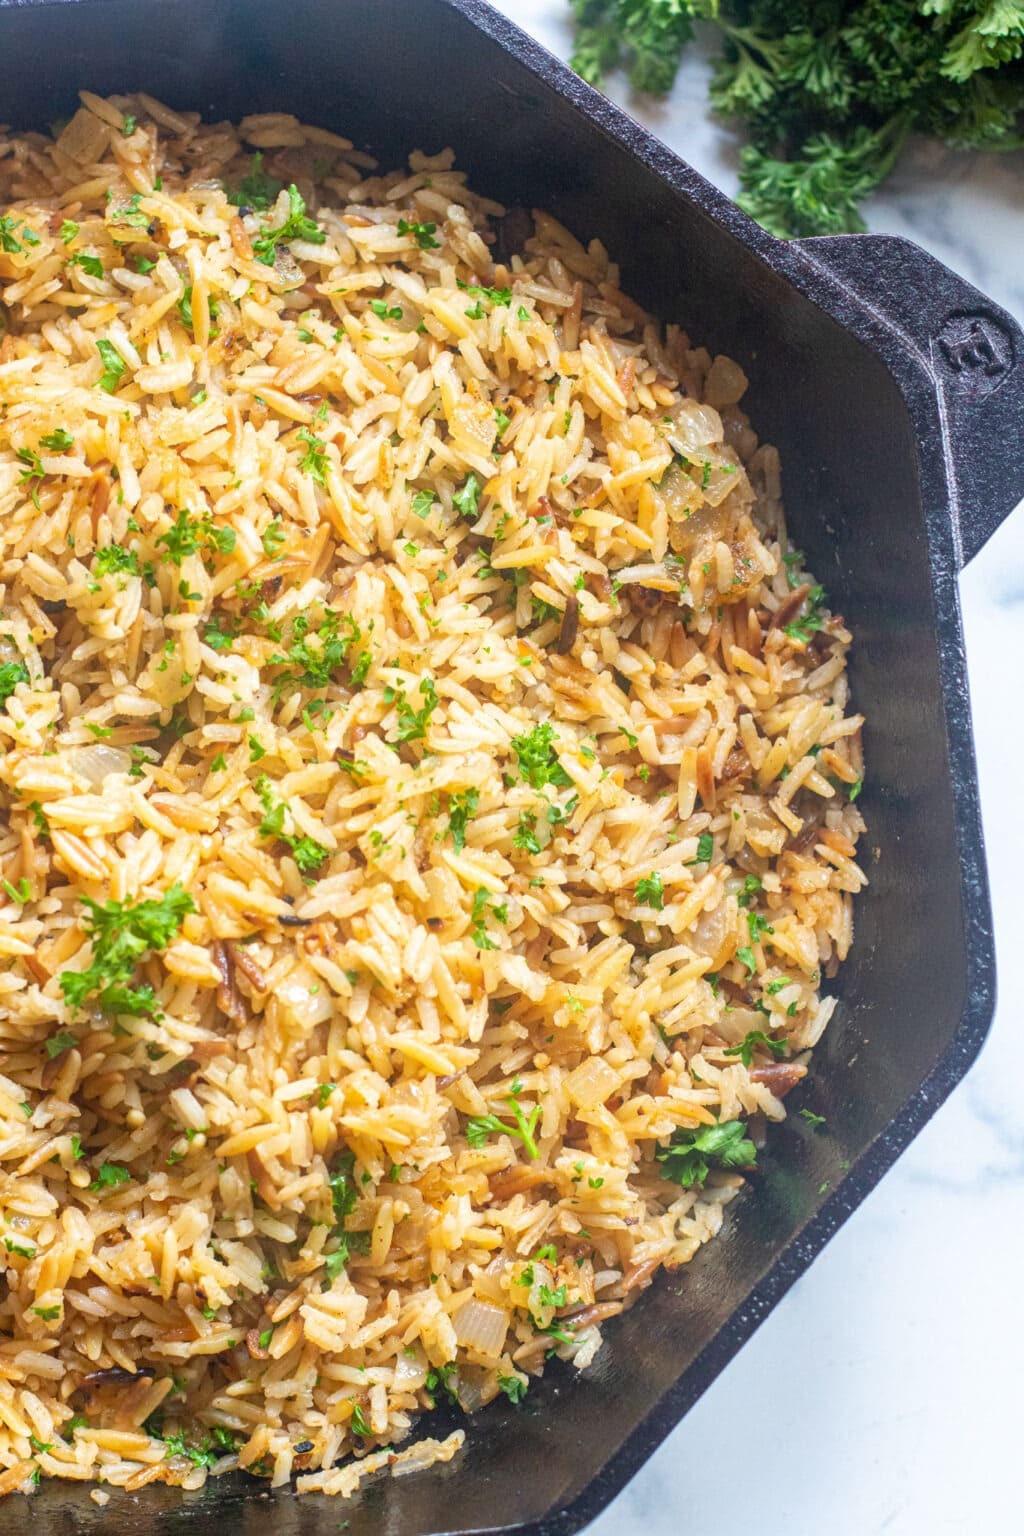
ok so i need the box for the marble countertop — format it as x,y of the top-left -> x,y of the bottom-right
492,7 -> 1024,1532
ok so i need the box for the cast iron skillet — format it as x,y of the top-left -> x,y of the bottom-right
0,0 -> 1022,1532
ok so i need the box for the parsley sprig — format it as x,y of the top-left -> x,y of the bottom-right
466,1078 -> 541,1159
568,1 -> 1024,237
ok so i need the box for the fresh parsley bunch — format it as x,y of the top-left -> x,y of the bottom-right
569,0 -> 1024,235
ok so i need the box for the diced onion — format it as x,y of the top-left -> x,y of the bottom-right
69,744 -> 132,788
277,966 -> 334,1028
565,1056 -> 619,1110
665,400 -> 723,454
703,355 -> 749,409
452,1298 -> 509,1358
393,1350 -> 427,1391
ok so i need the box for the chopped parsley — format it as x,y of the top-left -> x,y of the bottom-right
723,1030 -> 787,1068
457,279 -> 512,307
255,776 -> 330,877
156,507 -> 236,564
0,661 -> 29,709
511,722 -> 572,790
513,810 -> 542,855
799,1108 -> 827,1129
95,339 -> 127,394
447,788 -> 480,853
385,676 -> 438,743
656,1120 -> 757,1188
251,184 -> 326,265
470,886 -> 505,950
227,152 -> 283,212
59,884 -> 195,1019
270,609 -> 367,693
89,1162 -> 131,1193
261,519 -> 286,559
45,1030 -> 77,1059
94,543 -> 140,578
3,1237 -> 36,1259
785,583 -> 828,644
396,217 -> 439,250
297,426 -> 329,486
497,1374 -> 527,1404
635,872 -> 664,910
411,489 -> 436,519
452,473 -> 480,521
67,251 -> 104,279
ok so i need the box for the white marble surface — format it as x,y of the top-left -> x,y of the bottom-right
491,6 -> 1024,1532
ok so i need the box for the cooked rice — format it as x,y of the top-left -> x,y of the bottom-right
0,94 -> 867,1498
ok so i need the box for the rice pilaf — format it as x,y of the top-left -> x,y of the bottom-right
0,94 -> 866,1498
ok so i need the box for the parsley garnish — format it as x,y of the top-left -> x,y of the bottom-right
635,872 -> 664,910
68,251 -> 104,279
270,609 -> 365,693
385,676 -> 438,743
59,884 -> 195,1019
513,810 -> 542,855
497,1374 -> 527,1404
466,1079 -> 541,1160
723,1030 -> 787,1069
452,473 -> 480,521
397,217 -> 440,250
94,543 -> 140,578
799,1108 -> 827,1129
227,152 -> 283,212
45,1030 -> 77,1059
252,184 -> 325,265
156,508 -> 236,564
255,776 -> 330,877
297,427 -> 328,485
457,279 -> 512,307
0,661 -> 29,710
447,788 -> 480,853
784,583 -> 828,644
411,489 -> 436,519
735,944 -> 757,974
511,722 -> 572,790
96,339 -> 127,393
656,1120 -> 757,1188
3,1237 -> 36,1258
89,1162 -> 131,1193
261,519 -> 286,559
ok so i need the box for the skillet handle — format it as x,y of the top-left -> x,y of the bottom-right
791,233 -> 1024,569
